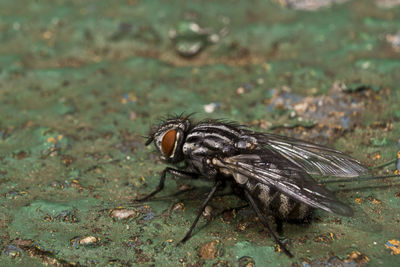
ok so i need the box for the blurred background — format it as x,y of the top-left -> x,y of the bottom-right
0,0 -> 399,266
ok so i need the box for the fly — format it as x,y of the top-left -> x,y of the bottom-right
138,114 -> 373,257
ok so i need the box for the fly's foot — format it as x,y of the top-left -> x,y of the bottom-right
134,192 -> 156,202
176,236 -> 189,247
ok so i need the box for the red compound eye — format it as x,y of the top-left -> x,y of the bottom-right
161,129 -> 177,157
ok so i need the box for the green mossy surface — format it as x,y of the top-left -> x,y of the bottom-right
1,0 -> 400,266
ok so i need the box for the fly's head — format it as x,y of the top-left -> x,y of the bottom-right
145,116 -> 191,163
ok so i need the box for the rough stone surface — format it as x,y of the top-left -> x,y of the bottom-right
1,0 -> 399,265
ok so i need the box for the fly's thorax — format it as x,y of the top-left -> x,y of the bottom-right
182,123 -> 239,157
151,118 -> 191,163
235,135 -> 258,150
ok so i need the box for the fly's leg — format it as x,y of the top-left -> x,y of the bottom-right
244,190 -> 294,258
179,180 -> 222,243
266,191 -> 284,234
136,167 -> 198,202
275,218 -> 283,235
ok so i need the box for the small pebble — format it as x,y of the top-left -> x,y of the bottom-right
71,236 -> 100,247
236,87 -> 245,95
172,202 -> 185,212
5,245 -> 23,258
109,208 -> 138,220
202,205 -> 213,218
79,236 -> 99,245
199,241 -> 217,260
178,184 -> 194,191
204,102 -> 220,113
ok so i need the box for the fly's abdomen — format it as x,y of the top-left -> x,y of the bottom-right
245,179 -> 313,221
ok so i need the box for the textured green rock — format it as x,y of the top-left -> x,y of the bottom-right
1,0 -> 400,266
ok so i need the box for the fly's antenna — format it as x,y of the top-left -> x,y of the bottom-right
144,135 -> 154,146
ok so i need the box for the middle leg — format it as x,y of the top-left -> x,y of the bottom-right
136,167 -> 199,201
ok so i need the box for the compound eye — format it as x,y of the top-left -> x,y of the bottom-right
161,129 -> 177,157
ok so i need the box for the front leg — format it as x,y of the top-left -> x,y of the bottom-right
136,167 -> 199,201
179,180 -> 222,243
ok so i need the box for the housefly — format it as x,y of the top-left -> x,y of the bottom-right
138,114 -> 370,257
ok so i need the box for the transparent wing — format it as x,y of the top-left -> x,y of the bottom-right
249,131 -> 367,178
212,150 -> 353,216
